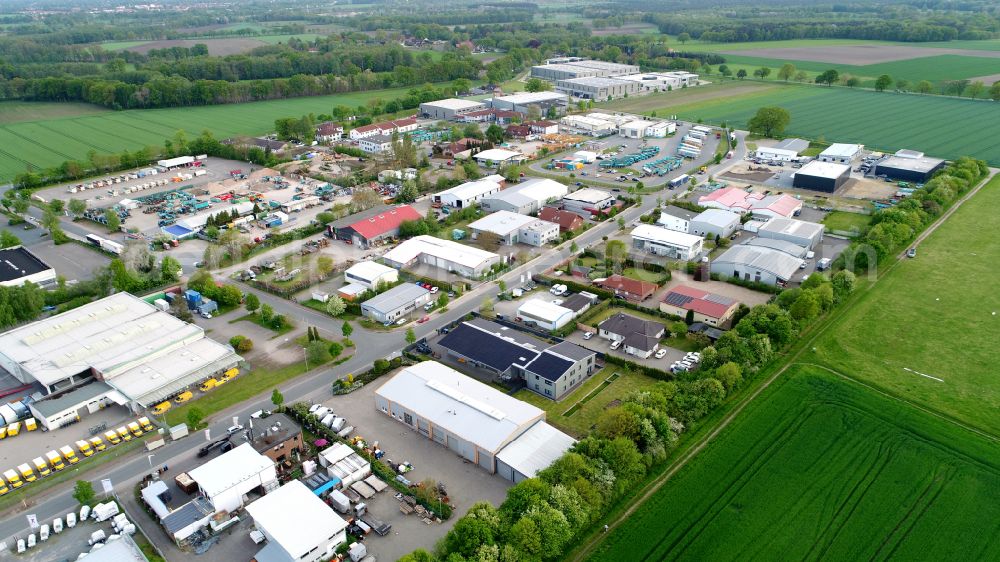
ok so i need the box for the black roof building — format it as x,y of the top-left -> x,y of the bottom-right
875,154 -> 945,183
0,246 -> 55,286
598,313 -> 665,353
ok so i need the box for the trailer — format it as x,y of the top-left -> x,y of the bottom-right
350,481 -> 377,499
363,475 -> 388,493
361,514 -> 391,536
100,239 -> 123,255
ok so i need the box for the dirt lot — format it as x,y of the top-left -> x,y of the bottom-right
839,177 -> 898,200
125,38 -> 268,56
720,167 -> 778,183
722,44 -> 1000,65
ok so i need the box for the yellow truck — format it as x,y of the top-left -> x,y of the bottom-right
17,464 -> 36,483
24,417 -> 37,431
0,478 -> 8,496
138,417 -> 154,432
89,436 -> 106,452
32,457 -> 50,477
127,421 -> 143,437
151,401 -> 171,415
3,469 -> 22,488
6,422 -> 19,437
59,445 -> 79,465
174,391 -> 193,404
0,426 -> 7,440
45,451 -> 65,471
104,429 -> 121,445
199,378 -> 218,392
75,440 -> 94,457
220,367 -> 239,382
116,426 -> 132,442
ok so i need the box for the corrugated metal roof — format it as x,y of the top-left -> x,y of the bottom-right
496,421 -> 575,479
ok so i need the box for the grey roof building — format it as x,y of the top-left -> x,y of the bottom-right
742,237 -> 809,259
360,283 -> 431,323
757,217 -> 824,250
711,244 -> 803,286
597,313 -> 665,359
555,76 -> 639,100
689,209 -> 741,238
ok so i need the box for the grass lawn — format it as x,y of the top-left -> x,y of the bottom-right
622,267 -> 669,284
586,365 -> 1000,561
813,176 -> 1000,435
514,367 -> 660,437
822,210 -> 872,234
231,312 -> 295,338
302,298 -> 361,321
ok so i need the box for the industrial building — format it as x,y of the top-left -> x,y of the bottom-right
657,205 -> 696,233
318,443 -> 371,487
358,134 -> 394,154
619,71 -> 699,91
689,209 -> 741,238
360,283 -> 431,323
793,161 -> 851,193
711,244 -> 803,286
516,299 -> 575,330
620,119 -> 674,139
382,235 -> 501,278
875,151 -> 946,183
432,175 -> 504,208
437,319 -> 597,400
561,188 -> 616,218
560,114 -> 619,136
631,224 -> 704,260
818,143 -> 862,164
698,186 -> 802,219
555,76 -> 639,100
189,443 -> 279,514
419,98 -> 487,120
531,59 -> 639,81
756,138 -> 809,162
597,313 -> 664,359
488,92 -> 568,115
661,285 -> 740,328
375,361 -> 576,479
344,260 -> 399,290
481,178 -> 568,215
473,148 -> 528,168
246,480 -> 348,562
327,204 -> 422,248
757,217 -> 825,250
742,237 -> 809,259
0,246 -> 56,288
468,211 -> 560,247
0,292 -> 241,420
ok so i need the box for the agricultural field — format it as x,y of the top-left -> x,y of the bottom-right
814,176 -> 1000,435
0,84 -> 425,181
0,102 -> 110,125
99,35 -> 321,55
644,83 -> 1000,164
584,366 -> 1000,561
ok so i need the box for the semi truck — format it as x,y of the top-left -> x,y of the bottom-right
100,239 -> 124,255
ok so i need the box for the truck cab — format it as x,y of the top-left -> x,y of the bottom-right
4,469 -> 23,488
32,457 -> 50,477
127,421 -> 143,437
117,427 -> 132,442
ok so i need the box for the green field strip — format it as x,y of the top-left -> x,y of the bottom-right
0,125 -> 78,162
30,121 -> 118,154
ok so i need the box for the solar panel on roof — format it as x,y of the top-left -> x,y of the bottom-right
664,293 -> 694,306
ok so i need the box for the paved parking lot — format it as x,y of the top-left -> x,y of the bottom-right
0,503 -> 149,562
22,239 -> 110,283
320,381 -> 512,562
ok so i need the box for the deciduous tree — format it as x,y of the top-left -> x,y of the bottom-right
747,106 -> 791,138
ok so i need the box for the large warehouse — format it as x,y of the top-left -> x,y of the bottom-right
0,246 -> 56,288
757,217 -> 825,250
555,77 -> 639,100
875,152 -> 946,183
619,71 -> 699,91
359,283 -> 431,323
756,138 -> 809,162
468,211 -> 560,247
561,187 -> 616,217
817,143 -> 862,164
488,92 -> 568,115
711,244 -> 803,286
381,235 -> 501,278
327,204 -> 422,248
531,59 -> 640,81
432,175 -> 504,208
481,178 -> 568,215
793,161 -> 851,193
419,98 -> 486,120
0,292 -> 241,419
375,361 -> 576,481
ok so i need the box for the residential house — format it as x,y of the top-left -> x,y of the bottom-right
597,313 -> 665,359
595,274 -> 658,301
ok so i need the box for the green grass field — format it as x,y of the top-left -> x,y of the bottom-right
647,83 -> 1000,164
0,84 -> 425,181
585,365 -> 1000,561
0,101 -> 111,125
822,210 -> 871,234
814,176 -> 1000,435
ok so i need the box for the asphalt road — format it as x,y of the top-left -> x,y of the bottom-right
0,131 -> 749,545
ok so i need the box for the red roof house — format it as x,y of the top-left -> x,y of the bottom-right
659,284 -> 739,327
539,207 -> 584,232
595,274 -> 658,301
332,205 -> 422,248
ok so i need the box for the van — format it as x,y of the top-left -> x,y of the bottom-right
75,440 -> 94,457
0,426 -> 7,440
151,401 -> 171,415
116,427 -> 132,442
4,469 -> 23,488
32,457 -> 50,477
816,258 -> 832,271
17,464 -> 35,483
104,430 -> 121,445
46,451 -> 65,471
24,418 -> 37,431
59,445 -> 79,465
223,367 -> 239,379
174,391 -> 193,404
199,379 -> 218,392
127,422 -> 143,437
138,417 -> 154,432
89,437 -> 107,452
0,479 -> 8,496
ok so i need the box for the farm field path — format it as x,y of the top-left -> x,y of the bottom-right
567,169 -> 996,562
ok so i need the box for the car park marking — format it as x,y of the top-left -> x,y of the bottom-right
903,367 -> 943,382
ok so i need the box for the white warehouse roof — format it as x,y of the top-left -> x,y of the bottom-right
564,188 -> 613,204
692,209 -> 741,228
246,480 -> 348,559
488,178 -> 568,208
631,223 -> 704,248
382,235 -> 500,270
517,299 -> 574,324
819,143 -> 862,159
493,91 -> 567,105
797,161 -> 850,179
469,210 -> 537,236
344,261 -> 397,282
189,443 -> 274,499
422,98 -> 485,111
376,361 -> 545,454
474,148 -> 524,162
436,175 -> 504,200
758,217 -> 825,240
496,421 -> 575,480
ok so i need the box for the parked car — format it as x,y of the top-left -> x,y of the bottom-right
583,332 -> 593,340
655,349 -> 667,359
226,425 -> 244,436
610,340 -> 622,350
907,248 -> 917,258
